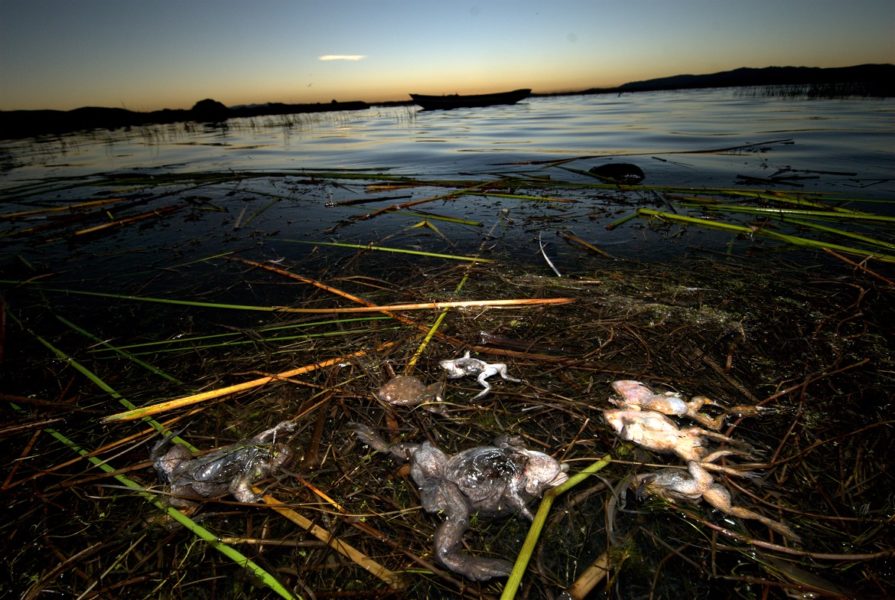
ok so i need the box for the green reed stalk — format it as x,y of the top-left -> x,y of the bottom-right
55,315 -> 183,383
284,239 -> 493,262
9,317 -> 298,599
502,455 -> 612,600
636,208 -> 895,263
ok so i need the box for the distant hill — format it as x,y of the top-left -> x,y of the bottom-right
614,63 -> 895,94
1,64 -> 892,139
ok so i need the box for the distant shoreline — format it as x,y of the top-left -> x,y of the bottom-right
1,63 -> 892,140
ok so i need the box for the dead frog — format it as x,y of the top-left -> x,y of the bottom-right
350,423 -> 568,581
376,375 -> 444,407
611,380 -> 725,430
602,407 -> 755,477
634,460 -> 800,541
439,351 -> 522,400
611,380 -> 761,430
152,420 -> 295,507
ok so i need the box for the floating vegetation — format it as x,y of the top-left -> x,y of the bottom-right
1,162 -> 894,598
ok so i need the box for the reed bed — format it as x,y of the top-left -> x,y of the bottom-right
1,166 -> 893,598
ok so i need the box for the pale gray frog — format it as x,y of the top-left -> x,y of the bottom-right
350,423 -> 568,581
439,350 -> 522,400
634,460 -> 800,541
152,420 -> 295,507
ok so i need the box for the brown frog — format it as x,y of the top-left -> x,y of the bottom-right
350,423 -> 568,581
152,421 -> 295,507
376,375 -> 443,407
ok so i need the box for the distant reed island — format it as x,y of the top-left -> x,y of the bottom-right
1,64 -> 892,140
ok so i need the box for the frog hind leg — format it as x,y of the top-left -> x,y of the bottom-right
470,374 -> 493,400
702,484 -> 800,542
433,515 -> 512,581
495,364 -> 522,383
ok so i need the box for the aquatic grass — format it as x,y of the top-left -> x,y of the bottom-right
88,316 -> 392,355
5,282 -> 573,315
103,341 -> 399,422
406,213 -> 508,372
11,312 -> 196,449
5,318 -> 301,596
284,239 -> 494,263
11,320 -> 398,595
137,325 -> 400,356
5,406 -> 299,600
502,454 -> 613,600
5,157 -> 894,595
468,191 -> 577,204
822,248 -> 895,286
681,203 -> 895,222
781,217 -> 895,251
228,258 -> 574,368
605,211 -> 639,230
636,208 -> 895,263
399,210 -> 483,227
55,314 -> 183,382
558,229 -> 615,259
0,197 -> 129,220
259,491 -> 405,590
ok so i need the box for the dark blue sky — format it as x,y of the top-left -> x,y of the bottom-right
1,0 -> 893,110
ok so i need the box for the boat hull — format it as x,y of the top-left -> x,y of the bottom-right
409,89 -> 531,110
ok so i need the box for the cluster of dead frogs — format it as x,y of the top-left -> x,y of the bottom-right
151,352 -> 562,581
604,380 -> 800,541
149,353 -> 798,584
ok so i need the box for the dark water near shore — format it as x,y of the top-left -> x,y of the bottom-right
2,89 -> 894,599
2,88 -> 894,195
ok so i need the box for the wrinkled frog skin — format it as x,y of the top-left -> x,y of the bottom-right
152,421 -> 295,507
350,423 -> 568,581
439,351 -> 522,400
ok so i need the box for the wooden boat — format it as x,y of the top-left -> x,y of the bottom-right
409,88 -> 531,110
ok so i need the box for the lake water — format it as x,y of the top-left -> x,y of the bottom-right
2,88 -> 894,196
3,89 -> 894,599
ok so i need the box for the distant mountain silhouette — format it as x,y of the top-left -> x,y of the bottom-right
614,64 -> 895,93
1,64 -> 892,139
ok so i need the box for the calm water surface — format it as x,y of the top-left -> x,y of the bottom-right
2,89 -> 893,196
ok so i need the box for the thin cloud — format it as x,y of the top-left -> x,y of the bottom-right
319,54 -> 367,61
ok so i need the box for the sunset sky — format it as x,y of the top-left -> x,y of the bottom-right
1,0 -> 893,111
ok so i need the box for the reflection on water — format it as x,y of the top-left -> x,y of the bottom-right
2,89 -> 893,196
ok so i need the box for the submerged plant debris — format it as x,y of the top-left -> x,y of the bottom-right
1,167 -> 894,599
